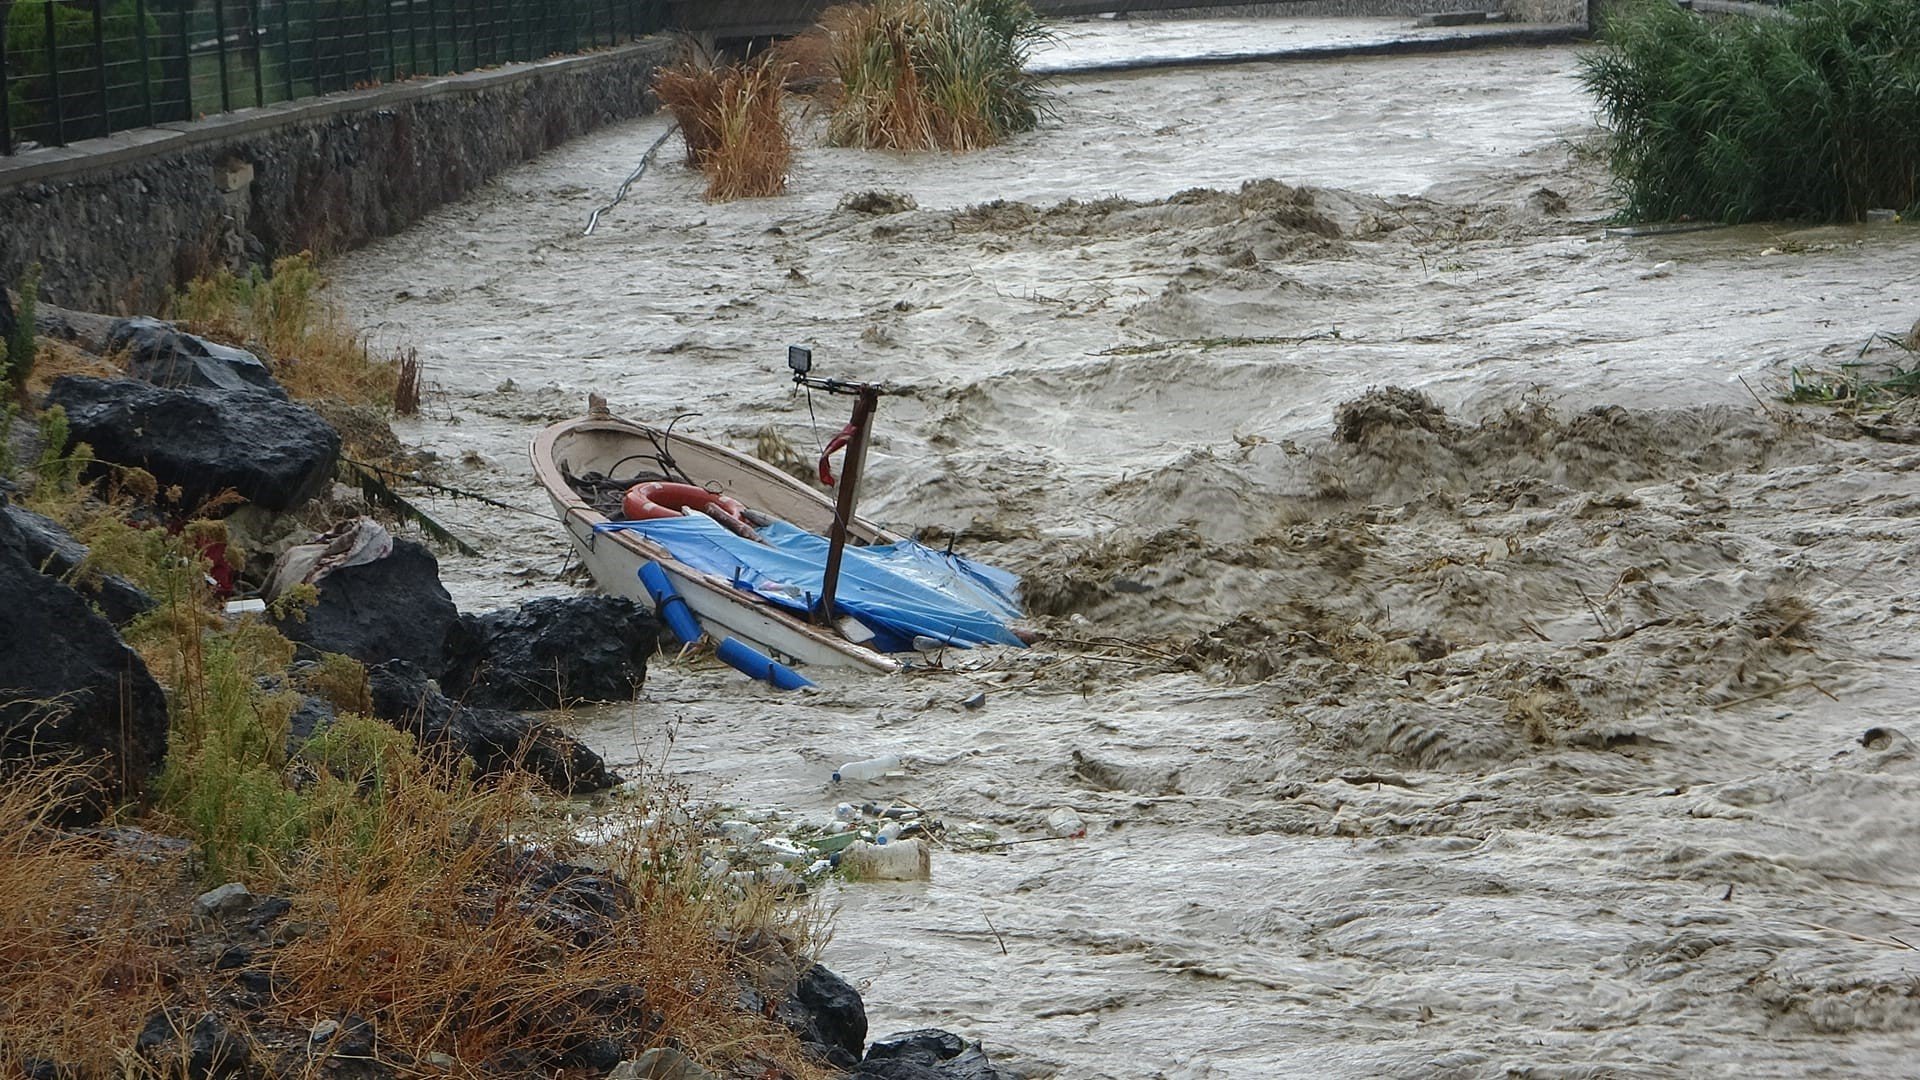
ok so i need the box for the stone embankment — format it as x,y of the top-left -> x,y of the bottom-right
0,38 -> 674,313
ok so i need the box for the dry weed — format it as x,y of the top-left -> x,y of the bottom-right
170,253 -> 401,409
654,54 -> 795,202
0,767 -> 192,1076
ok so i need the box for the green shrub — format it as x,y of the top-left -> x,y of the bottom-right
30,404 -> 93,499
1580,0 -> 1920,223
4,264 -> 37,393
157,633 -> 308,881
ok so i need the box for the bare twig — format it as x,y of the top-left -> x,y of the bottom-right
1711,680 -> 1826,711
984,913 -> 1008,956
1796,920 -> 1918,951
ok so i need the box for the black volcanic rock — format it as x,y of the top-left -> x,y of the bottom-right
45,376 -> 339,513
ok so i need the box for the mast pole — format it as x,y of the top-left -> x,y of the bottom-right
818,384 -> 879,623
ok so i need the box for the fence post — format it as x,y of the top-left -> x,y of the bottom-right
426,0 -> 440,74
136,0 -> 154,126
213,0 -> 231,112
449,0 -> 460,70
250,0 -> 265,105
568,0 -> 579,53
406,0 -> 419,75
281,0 -> 294,99
1,11 -> 11,154
309,0 -> 323,91
177,5 -> 192,120
93,0 -> 110,137
605,0 -> 616,45
384,0 -> 397,81
44,0 -> 64,146
357,0 -> 371,87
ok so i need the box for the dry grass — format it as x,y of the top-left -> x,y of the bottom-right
654,53 -> 796,202
0,525 -> 830,1077
22,338 -> 121,398
274,766 -> 828,1075
169,252 -> 402,408
0,756 -> 831,1077
816,0 -> 1049,152
0,768 -> 189,1076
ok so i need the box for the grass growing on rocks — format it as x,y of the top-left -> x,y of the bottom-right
817,0 -> 1050,151
1,527 -> 831,1078
1580,0 -> 1920,223
170,252 -> 405,409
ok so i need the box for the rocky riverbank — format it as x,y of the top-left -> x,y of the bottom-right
0,282 -> 1021,1079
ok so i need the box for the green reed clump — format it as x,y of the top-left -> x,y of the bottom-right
1580,0 -> 1920,223
821,0 -> 1050,151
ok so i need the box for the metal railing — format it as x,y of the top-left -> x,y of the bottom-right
1,0 -> 668,156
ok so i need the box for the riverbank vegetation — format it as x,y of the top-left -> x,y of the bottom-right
1,263 -> 827,1076
1580,0 -> 1920,223
171,252 -> 411,411
1,493 -> 825,1077
654,53 -> 797,201
818,0 -> 1050,151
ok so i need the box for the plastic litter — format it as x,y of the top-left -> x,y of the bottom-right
833,754 -> 903,782
1045,807 -> 1087,839
839,838 -> 931,881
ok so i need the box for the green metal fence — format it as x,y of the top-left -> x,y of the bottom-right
1,0 -> 668,155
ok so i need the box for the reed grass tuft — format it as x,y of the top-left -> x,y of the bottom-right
1580,0 -> 1920,223
654,53 -> 796,202
819,0 -> 1050,152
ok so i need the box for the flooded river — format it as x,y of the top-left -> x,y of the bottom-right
332,22 -> 1920,1078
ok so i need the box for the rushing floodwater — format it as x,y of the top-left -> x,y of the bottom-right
332,20 -> 1920,1078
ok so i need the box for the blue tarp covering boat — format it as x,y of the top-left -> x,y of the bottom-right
593,516 -> 1026,654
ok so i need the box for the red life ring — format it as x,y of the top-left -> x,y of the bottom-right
622,481 -> 758,539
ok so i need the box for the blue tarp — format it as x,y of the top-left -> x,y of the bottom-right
594,516 -> 1026,653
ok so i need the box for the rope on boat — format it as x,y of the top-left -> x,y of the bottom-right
343,457 -> 562,523
583,121 -> 682,237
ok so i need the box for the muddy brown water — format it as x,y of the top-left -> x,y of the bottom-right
331,27 -> 1920,1079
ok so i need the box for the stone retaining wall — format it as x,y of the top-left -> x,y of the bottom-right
0,39 -> 675,313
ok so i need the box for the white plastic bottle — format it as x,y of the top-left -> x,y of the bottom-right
833,754 -> 903,782
839,838 -> 931,881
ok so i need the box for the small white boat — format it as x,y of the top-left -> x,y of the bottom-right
531,414 -> 906,673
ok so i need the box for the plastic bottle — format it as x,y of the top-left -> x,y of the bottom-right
833,754 -> 902,783
1045,807 -> 1087,838
875,821 -> 905,844
839,838 -> 931,881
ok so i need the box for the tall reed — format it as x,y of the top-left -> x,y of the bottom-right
654,54 -> 796,201
1580,0 -> 1920,223
819,0 -> 1050,152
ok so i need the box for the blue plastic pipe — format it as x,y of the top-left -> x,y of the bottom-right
639,561 -> 704,645
716,637 -> 814,690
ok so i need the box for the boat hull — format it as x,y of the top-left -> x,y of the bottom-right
532,417 -> 902,674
